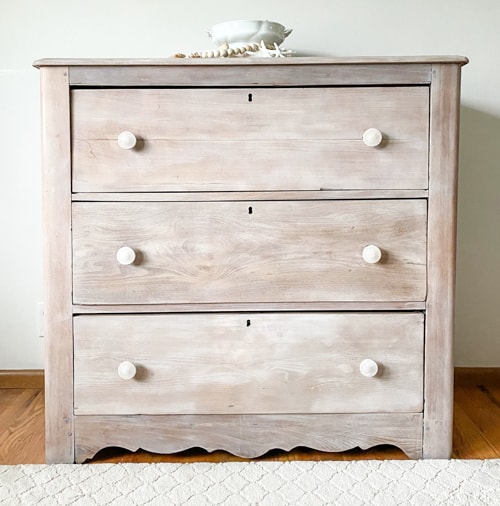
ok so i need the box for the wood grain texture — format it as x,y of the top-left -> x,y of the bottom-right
72,200 -> 427,305
40,67 -> 74,463
0,389 -> 45,464
66,63 -> 435,87
72,87 -> 428,141
73,312 -> 423,415
453,368 -> 500,459
423,63 -> 462,459
72,140 -> 427,193
74,413 -> 424,463
72,87 -> 428,192
453,385 -> 500,458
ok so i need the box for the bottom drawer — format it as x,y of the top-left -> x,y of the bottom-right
73,312 -> 423,415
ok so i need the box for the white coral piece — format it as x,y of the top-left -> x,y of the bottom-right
245,41 -> 294,58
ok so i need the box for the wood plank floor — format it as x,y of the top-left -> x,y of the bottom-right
0,368 -> 498,464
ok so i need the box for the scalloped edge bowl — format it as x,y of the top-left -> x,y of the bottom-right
207,20 -> 292,47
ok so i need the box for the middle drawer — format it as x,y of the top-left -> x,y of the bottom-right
72,200 -> 427,305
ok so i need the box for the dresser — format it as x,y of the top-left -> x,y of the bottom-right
35,56 -> 467,463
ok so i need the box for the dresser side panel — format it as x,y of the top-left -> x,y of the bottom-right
40,67 -> 74,463
424,63 -> 462,458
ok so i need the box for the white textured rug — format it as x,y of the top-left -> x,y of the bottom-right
1,460 -> 499,505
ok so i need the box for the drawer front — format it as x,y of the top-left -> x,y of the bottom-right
72,200 -> 427,305
73,312 -> 424,415
71,87 -> 429,192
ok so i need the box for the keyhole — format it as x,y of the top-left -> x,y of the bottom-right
247,319 -> 251,327
248,206 -> 253,214
248,93 -> 253,102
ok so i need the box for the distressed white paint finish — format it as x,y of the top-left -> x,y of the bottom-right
72,200 -> 427,305
74,413 -> 424,463
63,61 -> 435,87
71,87 -> 429,192
423,63 -> 462,458
73,312 -> 424,415
36,57 -> 466,462
39,67 -> 74,464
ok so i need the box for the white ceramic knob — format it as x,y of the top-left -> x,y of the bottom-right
117,361 -> 137,380
360,359 -> 379,378
362,128 -> 383,147
117,131 -> 137,150
362,244 -> 382,264
116,246 -> 136,265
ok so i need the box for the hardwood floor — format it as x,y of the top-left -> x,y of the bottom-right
0,368 -> 498,464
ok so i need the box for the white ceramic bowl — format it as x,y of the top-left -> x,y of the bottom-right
207,20 -> 292,48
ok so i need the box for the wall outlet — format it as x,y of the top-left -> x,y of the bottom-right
37,301 -> 44,338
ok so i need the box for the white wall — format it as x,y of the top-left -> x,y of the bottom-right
1,0 -> 499,368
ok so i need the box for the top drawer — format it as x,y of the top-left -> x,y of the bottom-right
71,87 -> 429,192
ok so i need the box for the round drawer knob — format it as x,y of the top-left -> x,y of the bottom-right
117,361 -> 137,380
117,130 -> 137,150
362,244 -> 382,264
116,246 -> 136,265
362,128 -> 383,147
360,358 -> 379,378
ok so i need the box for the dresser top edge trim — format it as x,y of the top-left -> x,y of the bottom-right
33,56 -> 469,68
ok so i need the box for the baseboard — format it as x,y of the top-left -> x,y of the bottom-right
0,369 -> 44,388
454,367 -> 500,387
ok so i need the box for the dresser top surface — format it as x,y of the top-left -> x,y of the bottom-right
33,55 -> 468,68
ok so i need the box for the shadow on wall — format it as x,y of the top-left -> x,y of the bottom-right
455,106 -> 500,366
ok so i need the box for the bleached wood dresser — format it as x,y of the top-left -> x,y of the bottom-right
35,56 -> 467,463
